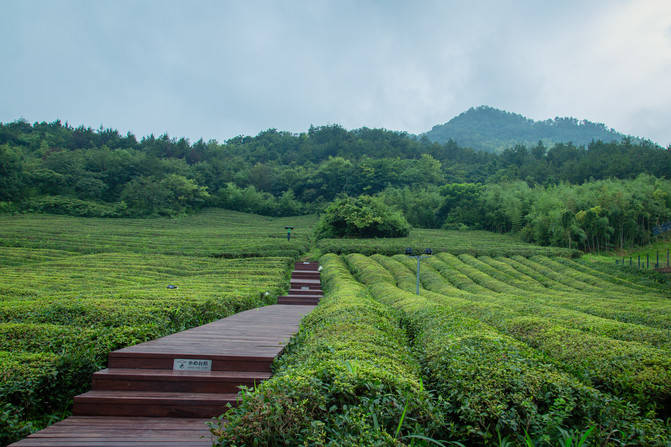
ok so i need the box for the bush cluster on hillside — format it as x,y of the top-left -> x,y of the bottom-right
315,196 -> 410,239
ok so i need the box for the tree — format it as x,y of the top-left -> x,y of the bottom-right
315,195 -> 410,239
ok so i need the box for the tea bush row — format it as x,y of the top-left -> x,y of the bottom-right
374,254 -> 671,418
415,263 -> 671,415
389,254 -> 671,350
317,228 -> 579,257
210,254 -> 444,446
344,253 -> 669,445
0,252 -> 288,301
430,254 -> 671,330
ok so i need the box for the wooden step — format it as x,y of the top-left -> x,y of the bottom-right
282,294 -> 323,299
294,261 -> 319,271
289,278 -> 321,289
291,271 -> 321,279
288,288 -> 323,295
8,416 -> 214,447
92,368 -> 270,393
73,390 -> 237,418
278,297 -> 320,305
108,352 -> 274,372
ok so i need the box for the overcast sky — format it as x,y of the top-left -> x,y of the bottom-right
2,0 -> 670,145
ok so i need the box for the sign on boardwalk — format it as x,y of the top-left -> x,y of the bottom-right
173,358 -> 212,371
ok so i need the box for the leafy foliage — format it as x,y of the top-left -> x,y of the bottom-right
1,118 -> 670,226
315,195 -> 410,239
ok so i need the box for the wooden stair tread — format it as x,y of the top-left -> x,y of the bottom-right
9,417 -> 213,446
94,368 -> 271,380
75,390 -> 238,403
112,304 -> 313,358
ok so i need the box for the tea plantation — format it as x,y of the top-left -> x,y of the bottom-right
215,253 -> 671,445
0,209 -> 316,445
3,209 -> 671,446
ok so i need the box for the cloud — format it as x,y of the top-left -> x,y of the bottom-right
1,0 -> 669,145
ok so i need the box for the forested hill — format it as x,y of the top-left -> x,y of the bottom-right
423,106 -> 637,152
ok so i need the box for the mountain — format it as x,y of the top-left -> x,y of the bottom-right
423,106 -> 636,153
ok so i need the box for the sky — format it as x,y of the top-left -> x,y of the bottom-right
1,0 -> 670,146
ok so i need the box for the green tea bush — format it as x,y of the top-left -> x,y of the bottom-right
210,254 -> 445,446
414,261 -> 671,351
315,195 -> 410,239
345,254 -> 670,445
371,254 -> 671,417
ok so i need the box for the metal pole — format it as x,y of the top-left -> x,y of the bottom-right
647,254 -> 649,269
416,256 -> 421,295
656,251 -> 659,268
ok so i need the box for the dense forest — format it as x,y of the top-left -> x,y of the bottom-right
1,119 -> 671,251
424,106 -> 641,152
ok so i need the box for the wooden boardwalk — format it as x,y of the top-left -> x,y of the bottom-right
277,261 -> 323,305
10,262 -> 320,446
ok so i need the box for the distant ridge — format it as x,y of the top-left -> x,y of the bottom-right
423,105 -> 638,153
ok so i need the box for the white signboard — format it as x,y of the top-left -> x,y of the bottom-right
173,358 -> 212,371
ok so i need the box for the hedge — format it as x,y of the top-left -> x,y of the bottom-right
210,253 -> 444,446
345,253 -> 670,445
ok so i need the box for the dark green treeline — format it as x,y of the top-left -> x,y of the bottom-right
1,120 -> 670,251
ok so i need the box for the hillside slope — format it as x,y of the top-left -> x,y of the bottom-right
424,106 -> 636,152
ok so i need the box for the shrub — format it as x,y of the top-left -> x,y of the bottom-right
315,195 -> 410,239
345,253 -> 670,445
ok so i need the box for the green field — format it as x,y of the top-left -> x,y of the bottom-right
0,210 -> 317,258
0,209 -> 317,445
3,209 -> 671,446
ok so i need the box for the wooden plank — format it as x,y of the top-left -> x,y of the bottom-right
9,417 -> 213,446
